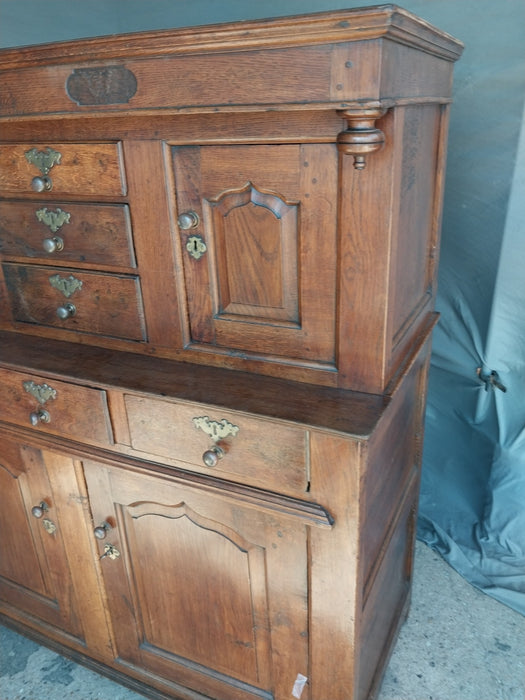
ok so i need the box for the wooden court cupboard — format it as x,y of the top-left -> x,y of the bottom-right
0,6 -> 462,700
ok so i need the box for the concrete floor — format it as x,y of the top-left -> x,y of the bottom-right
1,541 -> 524,700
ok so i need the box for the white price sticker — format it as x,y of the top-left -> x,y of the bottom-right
292,673 -> 308,699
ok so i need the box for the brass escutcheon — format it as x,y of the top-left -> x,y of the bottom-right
24,147 -> 62,176
42,518 -> 57,535
23,380 -> 57,405
100,544 -> 121,561
186,235 -> 207,260
35,207 -> 71,233
49,273 -> 82,298
192,416 -> 239,442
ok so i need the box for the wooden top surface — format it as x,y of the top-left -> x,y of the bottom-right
0,330 -> 389,439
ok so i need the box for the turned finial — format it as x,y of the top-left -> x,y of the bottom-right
337,108 -> 387,170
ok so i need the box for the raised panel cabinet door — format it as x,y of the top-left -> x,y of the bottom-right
171,144 -> 338,372
0,435 -> 84,639
83,460 -> 310,700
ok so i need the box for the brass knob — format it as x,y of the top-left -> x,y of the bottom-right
42,236 -> 64,253
31,502 -> 49,518
177,211 -> 200,230
56,302 -> 76,320
94,522 -> 112,540
202,445 -> 225,468
30,408 -> 50,425
31,176 -> 52,192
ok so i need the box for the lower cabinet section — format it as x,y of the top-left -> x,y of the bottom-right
0,337 -> 429,700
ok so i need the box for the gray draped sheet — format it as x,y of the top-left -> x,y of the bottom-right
418,0 -> 525,615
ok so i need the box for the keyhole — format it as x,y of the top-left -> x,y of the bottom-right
186,235 -> 207,260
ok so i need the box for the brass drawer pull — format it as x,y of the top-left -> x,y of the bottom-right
193,416 -> 239,468
94,522 -> 112,540
30,500 -> 56,534
25,146 -> 62,192
202,445 -> 225,468
31,501 -> 49,519
43,236 -> 64,253
30,408 -> 51,425
24,379 -> 55,426
31,176 -> 53,192
56,302 -> 76,320
177,211 -> 199,230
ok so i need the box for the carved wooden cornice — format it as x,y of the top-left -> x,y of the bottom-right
0,5 -> 463,69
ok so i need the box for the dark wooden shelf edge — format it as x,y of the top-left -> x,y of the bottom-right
0,330 -> 390,438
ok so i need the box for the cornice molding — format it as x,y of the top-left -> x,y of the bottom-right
0,5 -> 463,70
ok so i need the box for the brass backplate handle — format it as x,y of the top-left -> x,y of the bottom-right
192,416 -> 239,443
49,273 -> 82,298
25,147 -> 62,176
23,380 -> 57,405
36,207 -> 71,233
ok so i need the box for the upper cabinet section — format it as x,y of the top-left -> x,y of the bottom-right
0,6 -> 462,120
0,6 -> 462,393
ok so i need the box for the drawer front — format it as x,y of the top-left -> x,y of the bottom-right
0,201 -> 135,268
0,367 -> 112,444
3,264 -> 146,341
0,143 -> 125,197
125,394 -> 308,494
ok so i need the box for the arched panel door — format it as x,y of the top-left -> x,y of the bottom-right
0,435 -> 83,641
171,144 -> 338,373
84,460 -> 310,700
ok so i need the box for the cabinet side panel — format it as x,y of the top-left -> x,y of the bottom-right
389,104 -> 442,348
357,336 -> 432,699
358,477 -> 419,700
361,341 -> 429,595
380,41 -> 455,100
